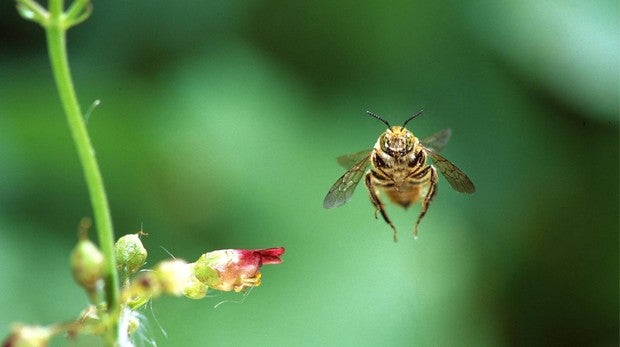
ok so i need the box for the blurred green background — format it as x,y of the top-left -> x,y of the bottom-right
1,1 -> 618,346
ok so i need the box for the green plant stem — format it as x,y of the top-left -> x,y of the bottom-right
45,0 -> 119,343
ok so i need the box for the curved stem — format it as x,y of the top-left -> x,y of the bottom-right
45,0 -> 119,343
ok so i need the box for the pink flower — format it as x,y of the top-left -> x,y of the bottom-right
193,247 -> 285,292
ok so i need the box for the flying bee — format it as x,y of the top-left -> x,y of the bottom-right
323,110 -> 475,241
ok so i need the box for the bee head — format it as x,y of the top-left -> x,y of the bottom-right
380,127 -> 417,157
367,110 -> 423,157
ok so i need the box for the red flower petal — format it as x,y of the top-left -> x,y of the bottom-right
254,247 -> 285,265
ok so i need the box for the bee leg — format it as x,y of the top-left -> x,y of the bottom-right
365,173 -> 398,242
414,166 -> 438,238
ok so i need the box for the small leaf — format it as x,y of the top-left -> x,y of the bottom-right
15,1 -> 48,26
16,4 -> 36,20
65,1 -> 93,29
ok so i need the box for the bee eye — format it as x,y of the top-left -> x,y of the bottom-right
380,135 -> 388,149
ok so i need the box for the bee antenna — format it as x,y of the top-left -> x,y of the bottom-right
366,111 -> 391,128
402,110 -> 424,127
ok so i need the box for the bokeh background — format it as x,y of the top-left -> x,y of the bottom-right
1,1 -> 618,346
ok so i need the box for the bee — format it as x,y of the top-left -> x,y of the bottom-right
323,110 -> 475,241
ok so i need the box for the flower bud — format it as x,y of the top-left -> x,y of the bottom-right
127,315 -> 140,335
122,273 -> 159,309
77,305 -> 101,326
115,233 -> 147,276
194,247 -> 285,292
3,324 -> 54,347
182,275 -> 208,300
122,259 -> 203,308
70,237 -> 105,291
154,259 -> 194,296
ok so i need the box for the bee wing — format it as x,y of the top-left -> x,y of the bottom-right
424,148 -> 476,194
336,149 -> 373,169
420,129 -> 452,153
323,152 -> 373,209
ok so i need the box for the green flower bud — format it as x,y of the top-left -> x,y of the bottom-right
182,275 -> 208,300
193,252 -> 224,287
70,237 -> 105,291
77,305 -> 101,326
115,233 -> 147,276
122,273 -> 159,310
127,315 -> 140,335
